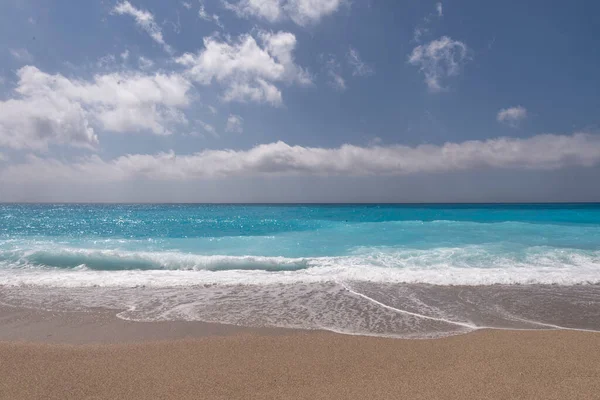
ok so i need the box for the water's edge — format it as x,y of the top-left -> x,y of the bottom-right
2,282 -> 599,339
2,204 -> 600,339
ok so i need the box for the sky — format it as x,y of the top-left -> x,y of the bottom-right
0,0 -> 599,202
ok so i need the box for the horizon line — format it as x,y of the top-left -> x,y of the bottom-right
2,201 -> 600,205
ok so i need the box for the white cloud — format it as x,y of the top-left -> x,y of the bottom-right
413,2 -> 444,42
212,14 -> 224,29
328,71 -> 346,91
224,0 -> 282,22
182,1 -> 192,9
208,105 -> 218,114
226,114 -> 244,133
3,133 -> 599,183
97,54 -> 117,68
413,26 -> 429,43
121,50 -> 130,61
9,48 -> 34,63
220,79 -> 283,105
197,120 -> 219,137
347,48 -> 373,77
0,96 -> 97,151
225,0 -> 342,26
497,106 -> 527,127
198,4 -> 210,19
0,66 -> 191,150
0,68 -> 98,151
324,55 -> 345,91
138,56 -> 155,70
112,1 -> 173,54
199,2 -> 224,28
176,31 -> 311,106
408,36 -> 469,92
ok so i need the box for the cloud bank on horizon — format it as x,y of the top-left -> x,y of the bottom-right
2,133 -> 599,183
0,0 -> 599,201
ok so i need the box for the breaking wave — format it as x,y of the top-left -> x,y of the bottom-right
0,245 -> 598,287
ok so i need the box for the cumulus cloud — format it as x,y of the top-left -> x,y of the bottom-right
176,31 -> 311,106
347,48 -> 373,77
9,48 -> 34,63
408,36 -> 469,92
220,78 -> 283,105
436,2 -> 443,17
0,96 -> 96,151
0,66 -> 191,150
226,114 -> 244,133
497,106 -> 527,127
2,133 -> 599,183
0,68 -> 98,151
225,0 -> 342,26
112,1 -> 173,54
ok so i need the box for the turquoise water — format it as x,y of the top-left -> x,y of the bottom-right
1,203 -> 599,337
1,203 -> 600,284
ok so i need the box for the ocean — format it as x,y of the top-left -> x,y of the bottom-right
1,203 -> 599,338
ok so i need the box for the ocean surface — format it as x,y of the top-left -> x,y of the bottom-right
1,203 -> 600,338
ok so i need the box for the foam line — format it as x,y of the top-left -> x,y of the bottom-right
501,314 -> 600,333
340,281 -> 600,335
338,281 -> 478,330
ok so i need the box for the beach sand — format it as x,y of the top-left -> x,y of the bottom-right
0,307 -> 599,400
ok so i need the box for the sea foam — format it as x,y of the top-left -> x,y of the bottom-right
2,203 -> 600,338
0,245 -> 599,287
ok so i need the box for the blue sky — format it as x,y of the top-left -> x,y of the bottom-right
0,0 -> 599,202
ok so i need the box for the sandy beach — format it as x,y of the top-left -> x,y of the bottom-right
0,307 -> 599,400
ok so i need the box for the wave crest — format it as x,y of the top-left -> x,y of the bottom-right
0,248 -> 311,271
0,245 -> 599,287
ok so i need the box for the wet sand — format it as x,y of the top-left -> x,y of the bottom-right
0,307 -> 599,399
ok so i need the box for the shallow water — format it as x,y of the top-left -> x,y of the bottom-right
1,203 -> 599,337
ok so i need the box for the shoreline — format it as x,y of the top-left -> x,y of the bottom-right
1,307 -> 600,399
0,305 -> 299,344
2,302 -> 599,344
3,282 -> 600,340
